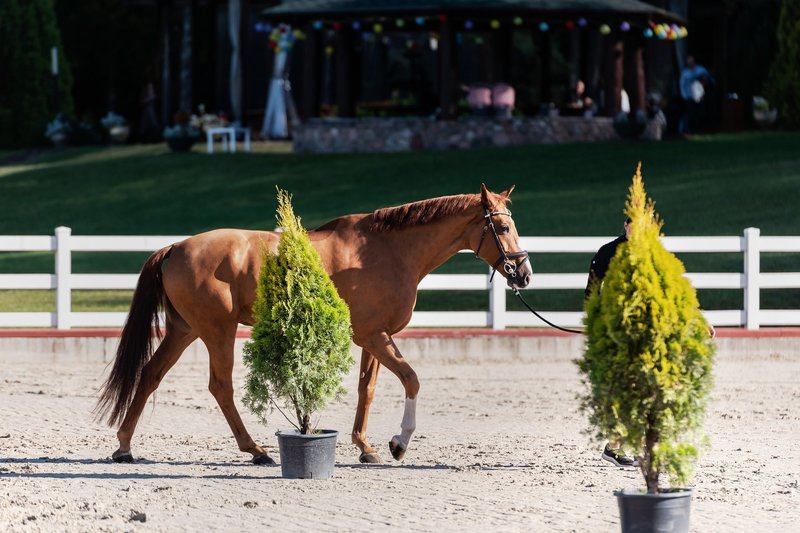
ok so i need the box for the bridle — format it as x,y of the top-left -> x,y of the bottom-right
474,199 -> 529,283
474,198 -> 583,334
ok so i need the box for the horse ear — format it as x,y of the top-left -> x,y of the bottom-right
501,185 -> 516,199
480,183 -> 490,203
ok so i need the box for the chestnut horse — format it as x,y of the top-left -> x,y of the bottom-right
96,184 -> 531,464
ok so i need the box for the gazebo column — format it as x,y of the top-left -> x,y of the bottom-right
623,33 -> 646,115
540,30 -> 552,106
158,0 -> 172,126
438,19 -> 457,119
301,21 -> 321,119
585,31 -> 603,105
207,0 -> 218,112
490,28 -> 511,83
568,26 -> 581,91
335,26 -> 355,117
602,34 -> 623,115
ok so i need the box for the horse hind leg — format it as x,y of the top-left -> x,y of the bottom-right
203,332 -> 275,465
113,327 -> 196,462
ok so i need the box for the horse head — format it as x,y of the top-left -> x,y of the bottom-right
472,184 -> 532,289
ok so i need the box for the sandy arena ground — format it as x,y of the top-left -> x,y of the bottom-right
1,347 -> 798,532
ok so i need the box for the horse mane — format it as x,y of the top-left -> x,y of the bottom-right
369,194 -> 481,233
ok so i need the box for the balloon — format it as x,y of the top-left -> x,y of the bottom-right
599,24 -> 611,35
539,22 -> 549,32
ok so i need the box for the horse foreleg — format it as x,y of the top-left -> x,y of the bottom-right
113,330 -> 196,462
352,349 -> 382,464
204,334 -> 275,465
361,333 -> 419,462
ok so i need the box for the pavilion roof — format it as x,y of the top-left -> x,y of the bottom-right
261,0 -> 685,23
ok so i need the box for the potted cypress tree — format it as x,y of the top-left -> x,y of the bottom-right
578,164 -> 715,533
243,189 -> 353,480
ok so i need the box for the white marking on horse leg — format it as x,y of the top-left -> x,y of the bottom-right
391,397 -> 417,450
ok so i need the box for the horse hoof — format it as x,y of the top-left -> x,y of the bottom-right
359,452 -> 381,464
388,438 -> 406,461
252,454 -> 276,465
112,451 -> 134,463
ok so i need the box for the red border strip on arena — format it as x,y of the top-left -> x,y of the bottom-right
0,328 -> 799,338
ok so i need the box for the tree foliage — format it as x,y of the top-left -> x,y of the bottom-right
765,0 -> 800,128
243,189 -> 353,435
579,164 -> 715,493
0,0 -> 73,147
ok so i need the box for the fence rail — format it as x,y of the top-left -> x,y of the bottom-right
1,227 -> 798,330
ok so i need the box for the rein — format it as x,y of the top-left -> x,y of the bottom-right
474,199 -> 583,335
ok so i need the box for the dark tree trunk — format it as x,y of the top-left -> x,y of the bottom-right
645,428 -> 661,494
624,34 -> 646,115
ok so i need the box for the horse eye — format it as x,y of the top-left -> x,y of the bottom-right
500,225 -> 510,234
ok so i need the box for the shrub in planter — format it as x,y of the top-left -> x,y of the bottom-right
579,164 -> 715,531
163,123 -> 201,152
45,114 -> 71,147
243,189 -> 353,479
101,112 -> 130,144
613,111 -> 647,140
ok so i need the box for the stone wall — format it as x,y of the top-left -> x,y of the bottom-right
292,116 -> 662,153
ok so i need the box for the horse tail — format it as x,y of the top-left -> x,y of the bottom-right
95,245 -> 172,427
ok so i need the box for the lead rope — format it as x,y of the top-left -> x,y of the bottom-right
511,287 -> 584,334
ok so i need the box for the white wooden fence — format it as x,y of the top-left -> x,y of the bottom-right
0,227 -> 798,330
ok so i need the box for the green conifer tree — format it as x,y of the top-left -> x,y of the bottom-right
0,0 -> 74,147
765,0 -> 800,128
243,189 -> 353,435
579,164 -> 715,493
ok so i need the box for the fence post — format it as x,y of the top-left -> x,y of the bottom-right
489,270 -> 506,330
744,227 -> 760,330
55,226 -> 72,329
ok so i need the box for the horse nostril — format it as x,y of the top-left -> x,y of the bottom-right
523,273 -> 531,287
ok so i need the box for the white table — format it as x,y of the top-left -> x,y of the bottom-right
206,127 -> 251,154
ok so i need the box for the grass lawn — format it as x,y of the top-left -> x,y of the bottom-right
1,132 -> 798,314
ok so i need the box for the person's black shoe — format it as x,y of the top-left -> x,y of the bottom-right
601,444 -> 638,467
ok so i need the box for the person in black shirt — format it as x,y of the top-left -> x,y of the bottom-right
585,218 -> 631,300
585,217 -> 638,467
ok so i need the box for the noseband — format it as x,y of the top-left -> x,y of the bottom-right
474,200 -> 529,282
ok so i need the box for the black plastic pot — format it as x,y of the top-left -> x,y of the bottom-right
275,429 -> 338,479
615,488 -> 693,533
166,136 -> 196,152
